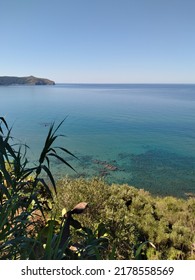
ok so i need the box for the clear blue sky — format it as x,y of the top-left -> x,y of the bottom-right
1,0 -> 195,83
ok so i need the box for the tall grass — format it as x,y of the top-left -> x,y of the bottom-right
0,117 -> 79,259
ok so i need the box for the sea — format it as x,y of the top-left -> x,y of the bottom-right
0,83 -> 195,198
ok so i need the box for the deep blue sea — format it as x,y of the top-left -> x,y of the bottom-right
0,84 -> 195,197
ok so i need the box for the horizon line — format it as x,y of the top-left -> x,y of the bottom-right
55,82 -> 195,85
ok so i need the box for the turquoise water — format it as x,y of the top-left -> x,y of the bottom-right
0,84 -> 195,197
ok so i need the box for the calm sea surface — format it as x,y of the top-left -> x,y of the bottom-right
0,84 -> 195,197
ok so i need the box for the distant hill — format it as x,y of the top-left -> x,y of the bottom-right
0,75 -> 55,85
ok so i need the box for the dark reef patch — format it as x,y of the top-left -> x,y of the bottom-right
127,149 -> 195,197
52,148 -> 195,198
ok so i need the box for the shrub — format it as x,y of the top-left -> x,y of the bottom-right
54,178 -> 195,260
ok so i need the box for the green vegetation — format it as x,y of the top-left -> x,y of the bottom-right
0,75 -> 55,85
0,117 -> 111,260
0,118 -> 194,259
54,177 -> 195,260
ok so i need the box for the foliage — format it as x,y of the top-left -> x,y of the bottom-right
0,117 -> 100,259
54,177 -> 195,260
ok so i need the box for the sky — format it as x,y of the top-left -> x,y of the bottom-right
0,0 -> 195,83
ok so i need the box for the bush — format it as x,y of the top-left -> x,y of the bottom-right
54,177 -> 195,260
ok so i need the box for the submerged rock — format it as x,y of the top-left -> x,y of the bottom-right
93,159 -> 118,171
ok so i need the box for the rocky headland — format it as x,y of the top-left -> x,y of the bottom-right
0,75 -> 55,85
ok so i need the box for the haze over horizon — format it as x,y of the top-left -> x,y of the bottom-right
1,0 -> 195,84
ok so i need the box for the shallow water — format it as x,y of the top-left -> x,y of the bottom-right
0,84 -> 195,197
